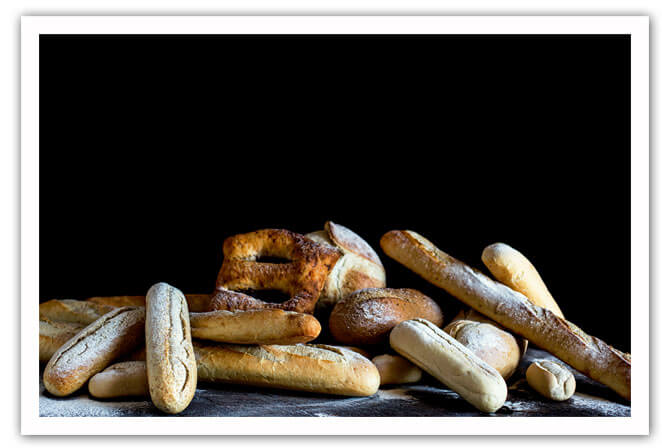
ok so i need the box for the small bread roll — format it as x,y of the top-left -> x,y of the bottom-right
306,221 -> 386,314
89,361 -> 149,398
329,288 -> 443,345
444,319 -> 521,379
481,243 -> 564,318
526,360 -> 576,401
146,282 -> 197,414
390,319 -> 507,413
372,354 -> 422,385
452,309 -> 528,357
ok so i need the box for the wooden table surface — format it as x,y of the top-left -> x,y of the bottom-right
39,347 -> 630,417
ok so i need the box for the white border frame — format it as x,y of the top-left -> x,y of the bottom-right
20,15 -> 649,435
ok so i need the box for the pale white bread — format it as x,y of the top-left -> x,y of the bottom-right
482,242 -> 565,318
444,319 -> 521,379
39,318 -> 85,362
380,230 -> 631,400
372,354 -> 422,385
145,282 -> 197,414
390,319 -> 507,413
194,342 -> 380,397
87,294 -> 211,312
526,359 -> 576,401
39,299 -> 116,325
43,307 -> 145,396
189,309 -> 321,344
306,221 -> 386,313
452,309 -> 528,356
88,361 -> 149,398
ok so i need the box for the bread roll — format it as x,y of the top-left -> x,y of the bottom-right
444,319 -> 520,379
145,282 -> 197,414
189,309 -> 321,345
381,230 -> 631,400
39,299 -> 116,325
87,294 -> 211,312
526,360 -> 576,401
390,319 -> 507,413
43,307 -> 145,396
482,243 -> 564,318
329,288 -> 443,345
372,354 -> 422,385
195,342 -> 379,397
452,308 -> 528,356
306,221 -> 386,313
88,361 -> 149,398
39,318 -> 85,362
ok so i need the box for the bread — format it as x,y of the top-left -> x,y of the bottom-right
39,318 -> 85,362
87,294 -> 211,312
189,309 -> 321,344
390,319 -> 507,413
526,360 -> 576,401
329,288 -> 443,345
381,230 -> 631,400
372,354 -> 422,385
306,221 -> 386,313
88,361 -> 149,398
145,282 -> 197,414
482,243 -> 564,318
43,307 -> 145,396
444,319 -> 521,379
336,346 -> 372,358
452,308 -> 528,356
39,299 -> 116,325
195,342 -> 379,397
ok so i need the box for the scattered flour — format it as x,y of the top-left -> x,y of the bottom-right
377,388 -> 415,401
40,394 -> 153,417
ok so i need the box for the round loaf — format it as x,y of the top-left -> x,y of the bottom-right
89,361 -> 149,398
372,354 -> 422,385
306,222 -> 386,314
526,360 -> 576,401
444,319 -> 521,379
329,288 -> 443,345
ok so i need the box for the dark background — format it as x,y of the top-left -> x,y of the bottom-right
39,35 -> 631,352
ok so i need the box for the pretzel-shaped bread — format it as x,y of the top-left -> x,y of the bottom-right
209,229 -> 342,314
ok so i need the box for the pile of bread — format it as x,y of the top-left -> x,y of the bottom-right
39,222 -> 631,414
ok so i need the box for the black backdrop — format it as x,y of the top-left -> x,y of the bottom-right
39,35 -> 631,352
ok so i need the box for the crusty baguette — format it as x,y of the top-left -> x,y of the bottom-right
39,318 -> 85,362
145,283 -> 197,414
43,307 -> 145,396
482,243 -> 564,318
88,361 -> 149,398
381,230 -> 631,400
39,299 -> 116,325
372,354 -> 422,385
390,319 -> 507,413
444,319 -> 521,379
189,309 -> 321,345
194,342 -> 380,397
87,294 -> 211,312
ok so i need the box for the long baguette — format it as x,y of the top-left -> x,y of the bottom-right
380,230 -> 631,400
43,307 -> 145,396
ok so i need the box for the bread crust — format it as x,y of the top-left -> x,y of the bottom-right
194,342 -> 380,397
145,282 -> 197,414
39,299 -> 116,325
526,360 -> 576,401
329,287 -> 443,345
43,307 -> 145,396
86,294 -> 211,312
482,243 -> 564,318
189,309 -> 321,344
88,361 -> 149,398
381,230 -> 631,400
390,319 -> 507,413
372,354 -> 422,385
39,318 -> 85,362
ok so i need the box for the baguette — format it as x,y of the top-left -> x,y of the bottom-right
195,342 -> 380,397
39,318 -> 85,362
526,360 -> 576,401
482,243 -> 564,318
88,294 -> 211,312
39,299 -> 116,325
88,361 -> 149,398
189,309 -> 321,345
372,354 -> 422,385
390,319 -> 507,413
43,307 -> 145,396
381,230 -> 631,400
145,282 -> 197,414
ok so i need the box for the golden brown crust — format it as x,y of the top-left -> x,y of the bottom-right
43,307 -> 145,396
39,318 -> 85,362
328,287 -> 443,345
88,361 -> 149,398
381,230 -> 631,400
86,294 -> 211,312
39,299 -> 116,325
210,229 -> 341,313
189,309 -> 321,345
372,354 -> 422,385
